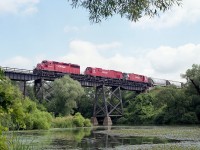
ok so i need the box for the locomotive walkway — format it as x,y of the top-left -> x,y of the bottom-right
1,66 -> 149,126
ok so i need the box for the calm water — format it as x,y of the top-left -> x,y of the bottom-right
7,126 -> 179,150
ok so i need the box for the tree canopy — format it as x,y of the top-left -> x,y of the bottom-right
68,0 -> 182,23
47,75 -> 85,116
182,64 -> 200,96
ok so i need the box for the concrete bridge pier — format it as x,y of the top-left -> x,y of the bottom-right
103,116 -> 112,126
91,117 -> 98,126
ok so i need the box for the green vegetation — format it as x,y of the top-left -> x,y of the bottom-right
51,112 -> 91,128
75,87 -> 94,118
0,70 -> 91,149
0,75 -> 52,130
119,86 -> 199,125
118,64 -> 200,125
46,75 -> 85,116
68,0 -> 182,23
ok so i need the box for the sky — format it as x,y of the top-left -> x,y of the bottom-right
0,0 -> 200,82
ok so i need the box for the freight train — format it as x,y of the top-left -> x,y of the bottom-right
33,60 -> 182,88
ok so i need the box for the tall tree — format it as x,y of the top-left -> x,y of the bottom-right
47,75 -> 85,116
182,64 -> 200,96
75,87 -> 94,118
0,68 -> 12,111
68,0 -> 182,23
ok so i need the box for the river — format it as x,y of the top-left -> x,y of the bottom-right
6,126 -> 200,150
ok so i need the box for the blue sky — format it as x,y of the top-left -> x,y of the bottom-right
0,0 -> 200,82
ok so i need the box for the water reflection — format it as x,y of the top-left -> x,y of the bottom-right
8,126 -> 179,150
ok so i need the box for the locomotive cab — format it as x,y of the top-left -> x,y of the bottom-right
84,67 -> 93,75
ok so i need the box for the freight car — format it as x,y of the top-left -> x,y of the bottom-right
167,80 -> 182,88
149,77 -> 183,88
84,67 -> 123,79
148,77 -> 167,86
33,60 -> 80,76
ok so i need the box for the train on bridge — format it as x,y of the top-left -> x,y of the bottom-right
33,60 -> 183,88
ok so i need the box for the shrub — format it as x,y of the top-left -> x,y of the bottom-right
116,117 -> 128,125
52,113 -> 92,128
84,119 -> 92,127
0,76 -> 53,130
31,111 -> 52,130
0,136 -> 8,150
51,116 -> 74,128
0,125 -> 8,150
73,113 -> 85,127
181,112 -> 198,124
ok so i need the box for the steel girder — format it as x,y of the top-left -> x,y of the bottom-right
93,85 -> 123,118
34,79 -> 53,102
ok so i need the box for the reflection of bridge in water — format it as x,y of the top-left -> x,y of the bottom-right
1,66 -> 149,125
80,127 -> 176,149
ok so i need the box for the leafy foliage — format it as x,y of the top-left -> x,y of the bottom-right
51,113 -> 91,128
69,0 -> 182,23
121,85 -> 199,125
47,76 -> 85,116
75,87 -> 94,118
0,126 -> 8,150
126,93 -> 156,124
0,74 -> 52,130
182,64 -> 200,95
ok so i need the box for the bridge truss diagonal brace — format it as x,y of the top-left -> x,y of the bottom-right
93,85 -> 123,118
34,79 -> 54,102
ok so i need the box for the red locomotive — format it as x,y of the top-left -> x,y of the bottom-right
123,73 -> 149,83
34,60 -> 80,76
33,60 -> 182,87
34,60 -> 149,84
84,67 -> 123,79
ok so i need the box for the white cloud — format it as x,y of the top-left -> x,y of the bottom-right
96,42 -> 122,50
0,0 -> 40,15
60,40 -> 200,82
131,0 -> 200,29
1,54 -> 48,70
3,41 -> 199,83
2,56 -> 32,69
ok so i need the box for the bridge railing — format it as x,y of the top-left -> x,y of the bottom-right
0,66 -> 33,74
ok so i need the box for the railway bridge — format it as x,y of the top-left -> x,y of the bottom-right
1,67 -> 149,126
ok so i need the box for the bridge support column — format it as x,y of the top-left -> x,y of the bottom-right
34,79 -> 53,102
103,116 -> 112,126
92,85 -> 123,126
23,81 -> 26,99
91,117 -> 98,126
18,81 -> 27,99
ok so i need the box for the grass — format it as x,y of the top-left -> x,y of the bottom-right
6,133 -> 35,150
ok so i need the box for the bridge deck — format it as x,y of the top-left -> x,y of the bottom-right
1,67 -> 148,91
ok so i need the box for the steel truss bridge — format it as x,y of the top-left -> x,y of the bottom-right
1,67 -> 149,125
